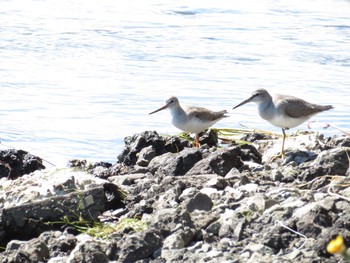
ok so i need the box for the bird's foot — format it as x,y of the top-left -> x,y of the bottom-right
269,152 -> 285,162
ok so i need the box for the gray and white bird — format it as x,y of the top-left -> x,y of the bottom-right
150,96 -> 228,147
233,89 -> 333,158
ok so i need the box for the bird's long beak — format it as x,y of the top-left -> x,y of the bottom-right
149,104 -> 168,115
232,95 -> 254,110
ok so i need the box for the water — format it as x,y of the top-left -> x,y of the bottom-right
1,0 -> 349,166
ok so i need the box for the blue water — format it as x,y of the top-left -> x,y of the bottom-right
1,0 -> 349,166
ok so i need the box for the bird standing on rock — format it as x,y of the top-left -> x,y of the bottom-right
232,89 -> 333,159
149,96 -> 229,147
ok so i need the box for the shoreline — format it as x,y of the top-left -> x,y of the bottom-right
0,130 -> 349,262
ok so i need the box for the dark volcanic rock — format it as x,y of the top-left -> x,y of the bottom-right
198,129 -> 220,147
186,146 -> 244,176
183,192 -> 213,212
40,231 -> 77,257
0,149 -> 45,179
283,150 -> 317,165
1,132 -> 350,263
69,240 -> 114,263
117,131 -> 191,166
238,144 -> 262,164
325,135 -> 350,148
0,237 -> 49,263
241,132 -> 273,142
0,183 -> 124,246
117,230 -> 162,262
300,147 -> 350,181
148,148 -> 203,176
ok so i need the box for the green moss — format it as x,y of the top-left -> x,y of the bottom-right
82,218 -> 147,239
45,215 -> 147,239
115,218 -> 148,232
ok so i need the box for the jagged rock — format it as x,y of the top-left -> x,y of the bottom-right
206,220 -> 221,236
0,183 -> 123,246
148,148 -> 202,176
241,132 -> 273,142
67,239 -> 114,263
283,149 -> 317,165
198,129 -> 220,147
1,132 -> 350,263
39,231 -> 77,258
218,209 -> 238,238
205,177 -> 229,190
117,230 -> 162,262
0,149 -> 45,179
162,227 -> 196,250
149,208 -> 194,236
117,131 -> 191,166
325,135 -> 350,148
183,192 -> 213,212
0,237 -> 49,263
136,146 -> 156,167
300,147 -> 350,181
238,144 -> 262,164
186,146 -> 244,176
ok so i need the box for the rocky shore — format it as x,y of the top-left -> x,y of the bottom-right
0,130 -> 349,262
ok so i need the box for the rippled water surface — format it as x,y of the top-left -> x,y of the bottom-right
1,0 -> 349,165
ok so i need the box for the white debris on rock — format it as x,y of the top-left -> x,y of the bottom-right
0,167 -> 108,209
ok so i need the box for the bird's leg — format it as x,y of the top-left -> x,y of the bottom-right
281,128 -> 287,158
195,134 -> 200,148
269,128 -> 287,162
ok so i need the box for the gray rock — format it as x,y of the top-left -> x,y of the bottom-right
163,227 -> 195,250
218,209 -> 237,238
0,149 -> 45,179
206,220 -> 221,236
186,146 -> 244,176
117,131 -> 190,166
245,194 -> 268,212
39,231 -> 77,258
178,187 -> 198,201
2,131 -> 350,263
286,249 -> 303,260
335,200 -> 349,212
293,202 -> 317,219
183,192 -> 213,212
161,247 -> 187,262
67,239 -> 112,263
117,231 -> 162,262
237,183 -> 259,194
326,135 -> 350,148
217,238 -> 234,252
233,220 -> 245,241
48,257 -> 68,263
1,237 -> 50,263
283,150 -> 317,165
1,184 -> 122,245
191,211 -> 219,230
148,148 -> 202,176
200,187 -> 219,197
205,177 -> 229,190
136,146 -> 156,166
148,152 -> 174,173
301,147 -> 350,181
150,208 -> 194,233
5,240 -> 26,251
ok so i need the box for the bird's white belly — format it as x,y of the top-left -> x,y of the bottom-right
268,114 -> 310,129
173,117 -> 215,134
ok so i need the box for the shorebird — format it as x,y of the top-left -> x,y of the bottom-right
232,89 -> 333,159
149,96 -> 229,147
